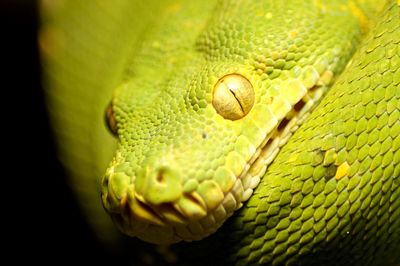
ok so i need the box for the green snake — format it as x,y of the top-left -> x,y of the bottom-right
40,0 -> 400,264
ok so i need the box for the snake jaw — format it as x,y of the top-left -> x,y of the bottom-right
174,192 -> 208,219
102,158 -> 245,244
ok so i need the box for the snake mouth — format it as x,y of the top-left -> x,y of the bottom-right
117,186 -> 246,244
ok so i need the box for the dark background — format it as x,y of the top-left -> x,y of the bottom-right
3,1 -> 114,263
2,3 -> 172,265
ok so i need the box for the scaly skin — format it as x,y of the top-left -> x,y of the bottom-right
41,0 -> 400,264
174,2 -> 400,265
102,0 -> 371,244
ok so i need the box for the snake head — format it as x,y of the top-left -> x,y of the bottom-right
101,65 -> 337,244
101,70 -> 269,244
100,1 -> 362,245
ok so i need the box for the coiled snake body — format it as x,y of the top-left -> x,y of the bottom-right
41,0 -> 400,265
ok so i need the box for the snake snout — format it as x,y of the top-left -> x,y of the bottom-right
135,163 -> 183,206
103,153 -> 244,243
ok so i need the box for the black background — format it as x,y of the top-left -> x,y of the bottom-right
3,1 -> 114,263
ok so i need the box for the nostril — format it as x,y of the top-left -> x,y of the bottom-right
156,170 -> 165,184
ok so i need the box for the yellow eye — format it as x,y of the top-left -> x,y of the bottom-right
105,102 -> 118,136
212,74 -> 255,120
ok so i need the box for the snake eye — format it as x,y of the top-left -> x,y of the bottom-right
105,102 -> 118,136
212,74 -> 255,120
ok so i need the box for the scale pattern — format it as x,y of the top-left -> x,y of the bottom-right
101,0 -> 367,244
213,1 -> 400,265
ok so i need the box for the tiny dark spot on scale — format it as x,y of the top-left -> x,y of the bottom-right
266,96 -> 274,105
324,164 -> 337,181
202,132 -> 208,139
311,148 -> 325,166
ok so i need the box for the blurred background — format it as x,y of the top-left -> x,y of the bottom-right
2,1 -> 114,263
